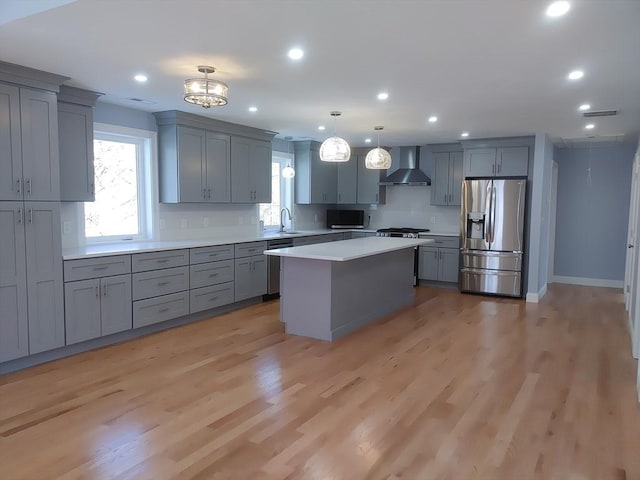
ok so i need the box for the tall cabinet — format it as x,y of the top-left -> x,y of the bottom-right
0,61 -> 67,363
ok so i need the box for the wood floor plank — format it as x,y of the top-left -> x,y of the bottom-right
1,284 -> 639,479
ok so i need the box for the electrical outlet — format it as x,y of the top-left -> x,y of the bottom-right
63,221 -> 71,235
203,217 -> 209,227
430,215 -> 437,224
180,218 -> 187,229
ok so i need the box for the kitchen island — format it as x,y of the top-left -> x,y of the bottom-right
265,236 -> 432,341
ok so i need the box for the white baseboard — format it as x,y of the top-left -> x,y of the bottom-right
526,283 -> 548,303
552,275 -> 624,289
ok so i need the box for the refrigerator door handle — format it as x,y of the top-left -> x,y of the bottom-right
486,181 -> 493,245
491,185 -> 497,246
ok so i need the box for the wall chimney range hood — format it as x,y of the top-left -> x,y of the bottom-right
379,146 -> 431,186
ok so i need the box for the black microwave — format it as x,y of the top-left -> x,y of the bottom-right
326,209 -> 365,229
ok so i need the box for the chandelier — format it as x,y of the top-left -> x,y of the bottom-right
319,111 -> 351,162
184,66 -> 228,108
365,126 -> 392,169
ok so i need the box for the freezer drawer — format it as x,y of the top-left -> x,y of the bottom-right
461,250 -> 522,271
460,267 -> 521,297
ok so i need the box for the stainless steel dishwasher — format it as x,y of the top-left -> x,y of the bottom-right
266,238 -> 294,297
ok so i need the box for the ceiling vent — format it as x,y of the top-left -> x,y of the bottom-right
128,97 -> 156,105
583,109 -> 618,117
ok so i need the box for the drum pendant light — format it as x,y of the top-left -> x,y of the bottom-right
320,111 -> 351,162
282,136 -> 295,178
365,126 -> 392,169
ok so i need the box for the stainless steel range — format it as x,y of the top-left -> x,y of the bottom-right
376,228 -> 430,285
376,227 -> 430,239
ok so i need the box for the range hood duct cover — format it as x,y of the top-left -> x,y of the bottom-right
379,146 -> 431,186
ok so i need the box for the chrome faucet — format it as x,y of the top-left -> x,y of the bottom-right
280,208 -> 292,232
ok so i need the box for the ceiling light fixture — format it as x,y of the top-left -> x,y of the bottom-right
568,70 -> 584,80
318,125 -> 326,131
282,136 -> 295,178
248,106 -> 258,113
377,92 -> 389,100
546,1 -> 571,17
461,132 -> 470,137
365,126 -> 392,170
288,48 -> 304,60
319,111 -> 351,162
134,74 -> 148,83
365,138 -> 372,144
585,123 -> 595,129
428,116 -> 438,123
184,65 -> 228,109
578,103 -> 591,111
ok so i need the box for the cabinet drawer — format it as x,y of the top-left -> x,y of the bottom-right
190,259 -> 234,288
64,255 -> 131,281
234,241 -> 267,258
190,282 -> 235,314
131,249 -> 188,273
132,266 -> 189,300
133,291 -> 189,328
190,244 -> 234,265
420,236 -> 459,249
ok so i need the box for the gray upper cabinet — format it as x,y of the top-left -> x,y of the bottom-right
355,151 -> 386,205
157,124 -> 231,203
337,159 -> 357,204
57,86 -> 101,202
0,202 -> 29,362
0,84 -> 22,201
230,136 -> 271,203
0,85 -> 60,201
294,140 -> 337,204
155,110 -> 276,205
431,151 -> 463,206
464,146 -> 528,178
20,88 -> 60,201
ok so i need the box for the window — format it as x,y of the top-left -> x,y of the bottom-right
84,124 -> 153,243
260,152 -> 293,230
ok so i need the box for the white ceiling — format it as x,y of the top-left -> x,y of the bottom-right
1,0 -> 639,147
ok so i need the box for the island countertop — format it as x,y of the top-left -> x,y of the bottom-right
264,236 -> 433,262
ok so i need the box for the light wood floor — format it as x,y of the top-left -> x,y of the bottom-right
1,285 -> 639,479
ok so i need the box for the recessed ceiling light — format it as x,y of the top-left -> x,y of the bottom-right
428,116 -> 438,123
585,123 -> 595,129
377,92 -> 389,100
568,70 -> 584,80
546,1 -> 570,17
248,106 -> 258,113
461,132 -> 469,137
318,125 -> 326,131
578,103 -> 591,111
134,74 -> 147,83
288,48 -> 304,60
365,138 -> 372,143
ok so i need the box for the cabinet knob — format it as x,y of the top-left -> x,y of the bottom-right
25,178 -> 31,195
16,178 -> 21,195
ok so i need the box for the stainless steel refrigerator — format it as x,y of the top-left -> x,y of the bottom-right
460,178 -> 526,297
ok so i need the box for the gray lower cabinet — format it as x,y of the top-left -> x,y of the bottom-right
57,86 -> 101,202
133,291 -> 189,328
230,136 -> 271,203
418,236 -> 460,284
190,282 -> 235,314
234,255 -> 267,301
463,146 -> 528,178
431,151 -> 463,206
132,266 -> 189,301
190,259 -> 234,289
64,274 -> 132,345
0,84 -> 60,202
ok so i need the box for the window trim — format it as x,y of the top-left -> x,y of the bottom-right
83,123 -> 155,244
261,152 -> 294,231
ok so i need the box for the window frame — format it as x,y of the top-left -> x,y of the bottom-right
83,123 -> 155,244
260,152 -> 294,231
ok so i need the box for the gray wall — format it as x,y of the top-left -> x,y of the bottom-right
94,102 -> 158,131
554,142 -> 636,281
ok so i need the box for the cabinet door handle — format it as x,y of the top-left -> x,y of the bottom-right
16,178 -> 21,194
156,259 -> 169,263
95,285 -> 99,297
208,188 -> 212,200
157,281 -> 169,286
209,273 -> 219,277
498,162 -> 502,173
103,284 -> 108,296
491,164 -> 495,174
28,208 -> 33,224
17,208 -> 23,224
93,266 -> 108,271
25,178 -> 31,195
203,188 -> 207,200
158,308 -> 169,313
208,296 -> 219,302
90,182 -> 95,195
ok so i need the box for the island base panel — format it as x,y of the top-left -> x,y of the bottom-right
281,249 -> 415,341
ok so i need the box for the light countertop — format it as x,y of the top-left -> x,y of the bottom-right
264,236 -> 433,262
